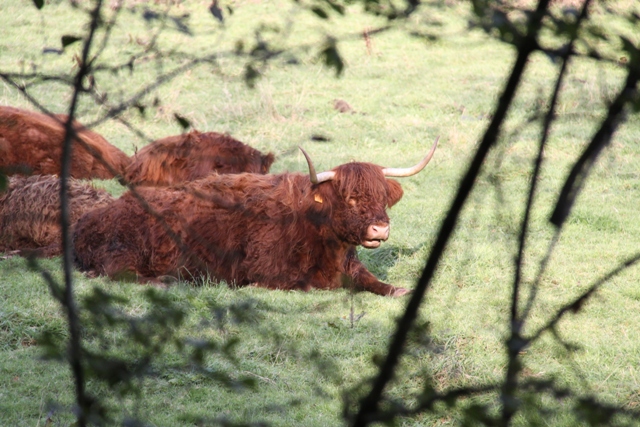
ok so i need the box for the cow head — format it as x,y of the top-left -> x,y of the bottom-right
211,150 -> 274,175
301,137 -> 438,248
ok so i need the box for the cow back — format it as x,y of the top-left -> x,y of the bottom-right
124,131 -> 275,186
0,106 -> 130,179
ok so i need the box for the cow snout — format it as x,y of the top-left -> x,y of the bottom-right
362,223 -> 390,248
370,224 -> 390,240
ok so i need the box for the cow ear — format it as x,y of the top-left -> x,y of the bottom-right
262,152 -> 275,173
386,179 -> 403,207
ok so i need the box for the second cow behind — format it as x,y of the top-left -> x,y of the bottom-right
125,130 -> 275,185
0,128 -> 274,257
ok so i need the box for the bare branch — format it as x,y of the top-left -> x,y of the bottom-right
503,1 -> 593,424
350,1 -> 553,425
58,1 -> 106,425
550,49 -> 640,227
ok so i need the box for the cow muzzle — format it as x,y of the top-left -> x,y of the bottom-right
362,224 -> 390,248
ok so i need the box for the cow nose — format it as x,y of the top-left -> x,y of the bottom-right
369,224 -> 390,240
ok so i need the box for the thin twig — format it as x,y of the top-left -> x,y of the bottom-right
550,50 -> 640,227
503,1 -> 593,424
58,1 -> 105,426
527,252 -> 640,345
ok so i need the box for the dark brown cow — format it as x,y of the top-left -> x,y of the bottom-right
0,175 -> 115,257
0,106 -> 130,179
0,127 -> 273,258
73,138 -> 438,296
124,131 -> 275,186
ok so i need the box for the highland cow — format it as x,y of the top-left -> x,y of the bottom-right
74,138 -> 438,296
124,131 -> 275,186
0,106 -> 130,179
0,175 -> 115,257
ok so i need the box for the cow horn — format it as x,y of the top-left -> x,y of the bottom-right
381,136 -> 439,177
299,146 -> 335,184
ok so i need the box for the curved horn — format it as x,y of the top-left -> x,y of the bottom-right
382,136 -> 439,177
299,146 -> 335,184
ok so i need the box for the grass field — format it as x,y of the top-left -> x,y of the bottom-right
1,0 -> 640,425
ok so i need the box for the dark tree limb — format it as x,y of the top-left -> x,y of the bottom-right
349,1 -> 552,425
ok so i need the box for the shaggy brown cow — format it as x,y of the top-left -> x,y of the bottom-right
0,175 -> 115,257
74,138 -> 438,296
124,131 -> 275,185
0,106 -> 130,179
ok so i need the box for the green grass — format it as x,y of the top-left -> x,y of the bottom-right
1,0 -> 640,425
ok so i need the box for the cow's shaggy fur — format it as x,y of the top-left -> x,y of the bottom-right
124,131 -> 275,185
0,175 -> 114,257
74,162 -> 411,296
0,106 -> 130,179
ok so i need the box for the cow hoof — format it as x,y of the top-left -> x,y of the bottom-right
0,250 -> 21,260
391,287 -> 412,297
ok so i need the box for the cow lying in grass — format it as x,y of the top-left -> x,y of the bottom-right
74,138 -> 438,296
0,128 -> 275,258
125,131 -> 275,186
0,106 -> 130,179
0,175 -> 114,257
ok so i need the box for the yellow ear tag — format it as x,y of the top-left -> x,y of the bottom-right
314,194 -> 323,204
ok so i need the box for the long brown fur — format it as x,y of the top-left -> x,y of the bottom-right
0,106 -> 131,179
74,161 -> 411,296
0,175 -> 115,257
124,131 -> 275,186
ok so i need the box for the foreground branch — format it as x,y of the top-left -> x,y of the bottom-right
58,1 -> 105,425
349,1 -> 552,425
504,1 -> 593,424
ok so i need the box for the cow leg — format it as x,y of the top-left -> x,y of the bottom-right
0,249 -> 21,260
0,243 -> 61,259
344,249 -> 410,297
351,266 -> 409,296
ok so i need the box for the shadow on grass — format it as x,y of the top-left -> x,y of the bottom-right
358,243 -> 425,281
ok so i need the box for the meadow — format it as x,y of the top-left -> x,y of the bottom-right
1,0 -> 640,425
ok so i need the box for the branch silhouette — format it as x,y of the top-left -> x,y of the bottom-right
503,1 -> 593,425
551,44 -> 640,227
351,1 -> 553,424
56,1 -> 106,425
